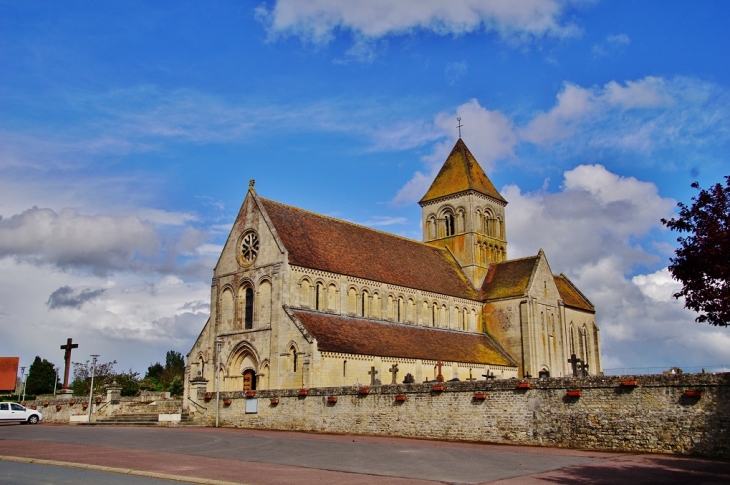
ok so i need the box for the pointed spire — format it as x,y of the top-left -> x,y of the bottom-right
419,139 -> 506,205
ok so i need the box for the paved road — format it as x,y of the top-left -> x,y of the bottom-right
1,424 -> 729,484
0,461 -> 187,485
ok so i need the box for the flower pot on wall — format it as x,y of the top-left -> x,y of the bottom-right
30,405 -> 37,410
358,386 -> 370,395
245,390 -> 256,398
566,390 -> 582,397
20,401 -> 25,406
395,394 -> 406,402
473,393 -> 487,400
204,392 -> 213,400
69,399 -> 76,405
298,388 -> 309,396
270,398 -> 279,405
82,403 -> 88,409
95,397 -> 101,404
327,396 -> 338,404
55,404 -> 62,411
431,385 -> 445,392
223,398 -> 232,406
684,390 -> 704,398
43,401 -> 49,407
620,380 -> 638,387
517,382 -> 531,389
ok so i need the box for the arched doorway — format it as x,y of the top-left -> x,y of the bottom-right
243,369 -> 257,390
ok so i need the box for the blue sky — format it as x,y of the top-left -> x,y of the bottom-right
1,1 -> 729,376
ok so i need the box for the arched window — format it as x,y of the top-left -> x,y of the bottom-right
244,287 -> 254,329
300,279 -> 311,307
347,288 -> 357,314
220,288 -> 234,329
372,292 -> 381,319
569,324 -> 575,354
444,212 -> 455,237
315,282 -> 324,311
462,308 -> 468,331
407,298 -> 415,323
291,346 -> 298,372
327,284 -> 338,312
258,280 -> 272,326
361,291 -> 369,317
397,297 -> 404,322
432,302 -> 438,326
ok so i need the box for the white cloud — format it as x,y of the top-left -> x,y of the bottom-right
257,0 -> 581,47
592,33 -> 630,57
445,61 -> 468,85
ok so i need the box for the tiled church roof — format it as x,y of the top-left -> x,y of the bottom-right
290,309 -> 517,367
554,274 -> 595,312
480,256 -> 539,300
420,138 -> 507,205
261,198 -> 479,300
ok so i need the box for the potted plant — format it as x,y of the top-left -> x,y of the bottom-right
95,397 -> 102,404
204,392 -> 213,400
43,401 -> 49,407
55,404 -> 62,411
684,389 -> 704,398
517,382 -> 531,389
30,405 -> 37,410
566,389 -> 582,397
620,380 -> 638,387
298,388 -> 309,396
245,390 -> 256,398
223,398 -> 232,405
358,386 -> 370,395
431,384 -> 445,392
395,394 -> 406,402
20,401 -> 25,406
473,392 -> 487,400
270,398 -> 279,405
69,399 -> 76,405
82,402 -> 88,409
327,396 -> 338,403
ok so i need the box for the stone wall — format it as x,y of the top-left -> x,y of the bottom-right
194,373 -> 730,458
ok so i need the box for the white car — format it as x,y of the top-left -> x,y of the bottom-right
0,402 -> 43,424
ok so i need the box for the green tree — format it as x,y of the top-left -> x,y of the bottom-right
112,369 -> 141,397
145,350 -> 186,392
662,176 -> 730,326
25,356 -> 58,396
70,360 -> 117,396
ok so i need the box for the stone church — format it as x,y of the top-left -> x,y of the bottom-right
185,139 -> 601,394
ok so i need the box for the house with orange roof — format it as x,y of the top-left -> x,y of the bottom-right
185,139 -> 601,394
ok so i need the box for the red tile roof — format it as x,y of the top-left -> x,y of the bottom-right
420,139 -> 507,205
0,357 -> 19,392
261,198 -> 478,300
554,274 -> 595,312
480,256 -> 539,300
290,309 -> 517,367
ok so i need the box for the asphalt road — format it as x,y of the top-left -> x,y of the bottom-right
1,424 -> 729,484
0,461 -> 186,485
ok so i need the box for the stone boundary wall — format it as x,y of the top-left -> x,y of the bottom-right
19,395 -> 183,423
195,373 -> 730,458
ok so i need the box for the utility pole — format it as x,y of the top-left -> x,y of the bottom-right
53,366 -> 59,396
20,366 -> 26,402
87,355 -> 99,422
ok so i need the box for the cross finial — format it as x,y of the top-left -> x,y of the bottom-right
249,179 -> 255,188
457,117 -> 463,138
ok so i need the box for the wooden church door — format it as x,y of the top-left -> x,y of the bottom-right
242,369 -> 257,390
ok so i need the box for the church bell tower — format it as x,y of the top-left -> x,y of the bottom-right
419,138 -> 508,287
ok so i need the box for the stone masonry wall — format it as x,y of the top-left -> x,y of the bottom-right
196,373 -> 730,458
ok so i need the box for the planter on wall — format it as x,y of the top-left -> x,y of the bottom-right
270,398 -> 279,405
95,397 -> 102,404
298,388 -> 309,396
55,404 -> 62,411
358,386 -> 370,395
223,398 -> 232,406
82,402 -> 89,409
69,399 -> 76,405
566,390 -> 582,397
473,392 -> 487,400
245,390 -> 256,398
431,385 -> 445,392
395,394 -> 406,402
204,392 -> 213,400
327,396 -> 338,404
517,382 -> 531,389
684,390 -> 704,398
620,380 -> 638,387
43,401 -> 49,407
19,401 -> 25,406
30,405 -> 37,410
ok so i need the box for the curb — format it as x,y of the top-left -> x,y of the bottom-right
0,455 -> 246,485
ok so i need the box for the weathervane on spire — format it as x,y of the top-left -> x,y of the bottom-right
457,117 -> 463,138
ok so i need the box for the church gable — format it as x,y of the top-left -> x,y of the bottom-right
554,274 -> 595,313
480,255 -> 540,300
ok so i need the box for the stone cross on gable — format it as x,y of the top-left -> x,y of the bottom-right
567,353 -> 582,377
581,362 -> 590,377
389,363 -> 399,385
482,370 -> 495,380
457,117 -> 463,138
435,360 -> 444,382
368,366 -> 379,386
59,338 -> 78,390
